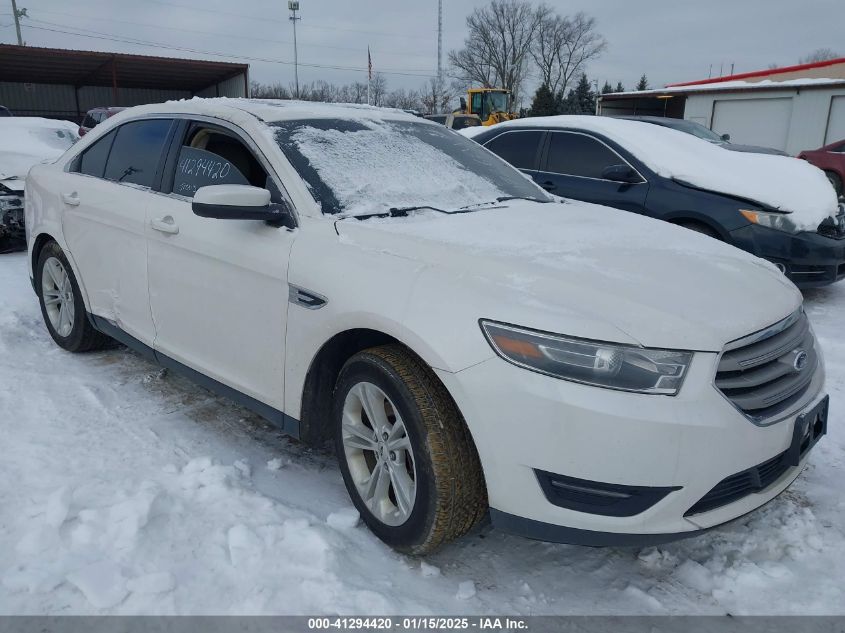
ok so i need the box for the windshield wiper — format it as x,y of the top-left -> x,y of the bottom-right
458,196 -> 552,210
495,195 -> 553,204
343,205 -> 449,221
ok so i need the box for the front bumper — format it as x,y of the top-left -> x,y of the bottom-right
435,351 -> 826,546
729,224 -> 845,288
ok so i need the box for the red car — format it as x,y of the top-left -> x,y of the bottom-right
78,106 -> 126,137
799,139 -> 845,198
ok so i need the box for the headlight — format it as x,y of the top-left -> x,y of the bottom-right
740,209 -> 799,233
480,320 -> 692,395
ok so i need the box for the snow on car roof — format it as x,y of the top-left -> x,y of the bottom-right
123,97 -> 425,125
486,115 -> 839,230
0,117 -> 79,181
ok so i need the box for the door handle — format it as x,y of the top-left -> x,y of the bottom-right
61,192 -> 80,206
540,181 -> 557,191
151,216 -> 179,235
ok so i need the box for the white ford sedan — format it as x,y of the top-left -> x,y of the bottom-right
25,99 -> 827,553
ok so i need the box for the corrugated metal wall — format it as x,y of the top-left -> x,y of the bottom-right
76,86 -> 191,111
0,81 -> 77,118
0,71 -> 248,121
195,73 -> 249,98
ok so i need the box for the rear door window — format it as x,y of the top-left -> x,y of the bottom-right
104,119 -> 173,188
484,131 -> 544,170
78,130 -> 116,178
545,132 -> 627,180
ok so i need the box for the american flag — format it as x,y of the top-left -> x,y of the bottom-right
368,47 -> 372,81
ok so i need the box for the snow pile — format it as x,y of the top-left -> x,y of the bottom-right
1,251 -> 845,615
485,116 -> 839,230
0,118 -> 79,181
290,120 -> 504,216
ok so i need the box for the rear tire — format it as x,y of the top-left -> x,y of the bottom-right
36,241 -> 111,352
825,171 -> 843,198
333,344 -> 487,555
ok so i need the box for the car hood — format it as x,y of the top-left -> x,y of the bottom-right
0,118 -> 78,181
0,177 -> 25,193
723,143 -> 789,156
335,200 -> 801,352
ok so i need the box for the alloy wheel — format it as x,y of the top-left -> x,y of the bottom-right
41,256 -> 75,338
341,381 -> 417,526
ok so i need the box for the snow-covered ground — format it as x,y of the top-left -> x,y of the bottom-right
1,250 -> 844,615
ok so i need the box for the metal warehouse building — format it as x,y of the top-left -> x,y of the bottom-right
0,44 -> 249,122
598,58 -> 845,155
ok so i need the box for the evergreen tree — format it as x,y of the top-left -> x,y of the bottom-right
615,81 -> 625,93
601,81 -> 614,94
572,73 -> 596,114
554,88 -> 567,114
636,74 -> 649,91
529,83 -> 558,117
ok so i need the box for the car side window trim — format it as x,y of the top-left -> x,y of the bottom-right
156,115 -> 299,226
483,129 -> 546,172
539,130 -> 648,184
63,113 -> 176,175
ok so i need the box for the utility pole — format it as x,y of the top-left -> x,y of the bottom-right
288,1 -> 301,98
437,0 -> 443,99
10,0 -> 25,46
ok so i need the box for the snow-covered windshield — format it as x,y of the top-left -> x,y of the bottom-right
665,119 -> 724,143
272,118 -> 548,216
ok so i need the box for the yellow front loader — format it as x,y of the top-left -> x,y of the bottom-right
459,88 -> 518,126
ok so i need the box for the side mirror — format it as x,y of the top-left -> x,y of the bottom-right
192,185 -> 295,228
721,133 -> 731,142
601,164 -> 641,184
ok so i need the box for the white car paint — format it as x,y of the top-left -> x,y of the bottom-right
25,98 -> 826,544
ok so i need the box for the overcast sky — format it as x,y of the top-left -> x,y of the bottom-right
2,0 -> 842,101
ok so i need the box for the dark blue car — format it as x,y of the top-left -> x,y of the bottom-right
466,120 -> 845,288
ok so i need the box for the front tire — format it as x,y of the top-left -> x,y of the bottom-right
333,345 -> 487,554
36,241 -> 110,352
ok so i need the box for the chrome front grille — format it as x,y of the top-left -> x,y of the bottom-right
715,310 -> 818,423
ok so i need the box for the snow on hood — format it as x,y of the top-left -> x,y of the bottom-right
0,118 -> 79,181
481,116 -> 839,230
337,200 -> 801,351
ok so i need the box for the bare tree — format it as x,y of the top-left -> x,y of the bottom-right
369,73 -> 388,106
249,81 -> 290,99
384,88 -> 422,111
448,0 -> 548,106
531,12 -> 606,96
799,48 -> 840,64
420,77 -> 457,114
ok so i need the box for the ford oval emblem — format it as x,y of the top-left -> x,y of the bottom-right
793,350 -> 809,372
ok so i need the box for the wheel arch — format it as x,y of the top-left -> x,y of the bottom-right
31,232 -> 92,311
664,213 -> 729,240
297,327 -> 476,451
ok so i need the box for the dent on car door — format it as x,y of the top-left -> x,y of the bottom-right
539,131 -> 649,213
60,118 -> 174,346
145,120 -> 295,411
